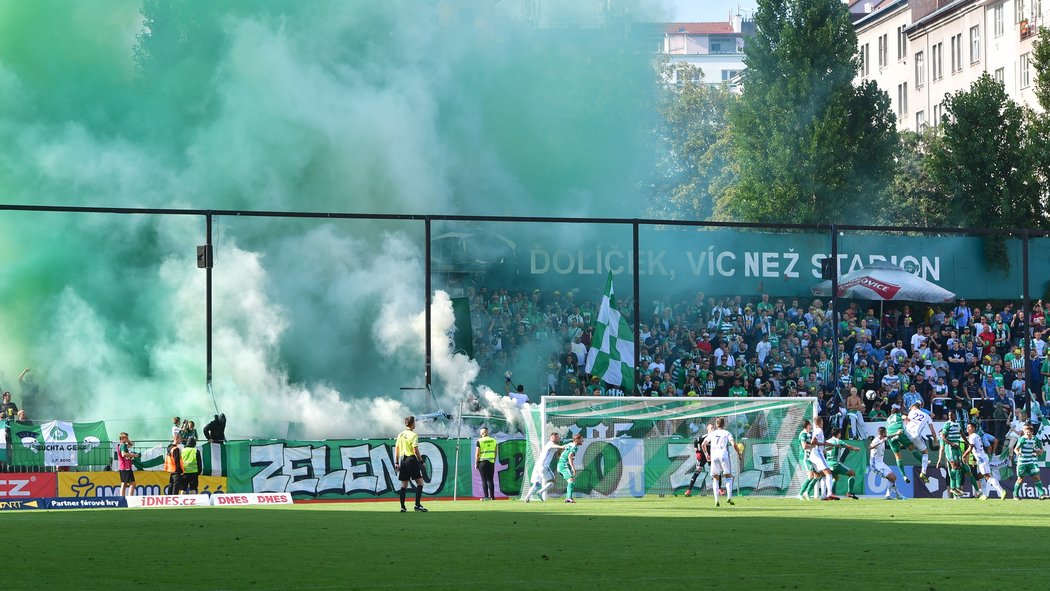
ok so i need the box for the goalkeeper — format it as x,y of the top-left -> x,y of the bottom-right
685,424 -> 713,497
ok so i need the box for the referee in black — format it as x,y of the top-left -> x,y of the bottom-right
394,416 -> 428,512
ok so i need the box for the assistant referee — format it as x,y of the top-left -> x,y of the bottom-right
395,416 -> 428,513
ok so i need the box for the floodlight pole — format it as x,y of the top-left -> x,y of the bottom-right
206,211 -> 213,389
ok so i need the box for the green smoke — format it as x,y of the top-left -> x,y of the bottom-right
0,0 -> 664,438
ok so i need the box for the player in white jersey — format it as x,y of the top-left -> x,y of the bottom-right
869,426 -> 904,499
904,403 -> 936,483
962,423 -> 1006,500
523,432 -> 564,502
808,416 -> 838,500
702,417 -> 741,507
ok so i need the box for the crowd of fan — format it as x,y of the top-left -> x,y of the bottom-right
467,286 -> 1050,433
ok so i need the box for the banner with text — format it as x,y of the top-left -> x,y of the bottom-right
58,471 -> 227,498
0,473 -> 57,498
223,439 -> 474,500
8,420 -> 108,467
519,228 -> 1027,299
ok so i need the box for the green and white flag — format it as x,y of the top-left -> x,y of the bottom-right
10,420 -> 107,467
585,273 -> 635,392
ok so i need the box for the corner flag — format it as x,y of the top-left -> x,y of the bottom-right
585,273 -> 635,392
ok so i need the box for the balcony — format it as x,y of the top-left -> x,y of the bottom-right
1021,20 -> 1038,41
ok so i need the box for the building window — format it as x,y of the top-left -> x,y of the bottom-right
950,34 -> 962,73
1017,0 -> 1026,24
994,67 -> 1005,83
970,26 -> 980,63
878,34 -> 888,69
710,36 -> 735,54
897,25 -> 908,61
916,110 -> 926,131
933,103 -> 942,128
898,82 -> 908,116
721,69 -> 740,81
915,51 -> 925,87
1021,53 -> 1031,88
860,44 -> 870,77
994,3 -> 1005,37
932,43 -> 943,81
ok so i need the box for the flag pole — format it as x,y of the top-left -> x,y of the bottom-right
632,220 -> 640,395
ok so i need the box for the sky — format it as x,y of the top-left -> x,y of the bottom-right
667,0 -> 759,21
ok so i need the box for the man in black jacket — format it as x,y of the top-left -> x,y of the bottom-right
203,413 -> 226,443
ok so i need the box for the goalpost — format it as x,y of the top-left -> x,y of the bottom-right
521,396 -> 817,499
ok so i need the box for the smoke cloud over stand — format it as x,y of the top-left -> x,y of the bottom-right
0,0 -> 667,439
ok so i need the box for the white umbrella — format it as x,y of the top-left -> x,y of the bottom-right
811,263 -> 956,303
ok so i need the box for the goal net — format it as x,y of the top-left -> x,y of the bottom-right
521,396 -> 816,499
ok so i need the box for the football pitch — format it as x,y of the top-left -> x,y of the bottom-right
8,497 -> 1050,590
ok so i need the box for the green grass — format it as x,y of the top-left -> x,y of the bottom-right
7,497 -> 1050,590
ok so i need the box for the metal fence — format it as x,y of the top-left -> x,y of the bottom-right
3,203 -> 1049,415
1,440 -> 167,474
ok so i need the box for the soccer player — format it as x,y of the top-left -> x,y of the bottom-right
1012,423 -> 1046,500
559,433 -> 583,503
703,417 -> 742,507
826,429 -> 861,499
936,414 -> 965,498
962,422 -> 1006,500
685,424 -> 713,497
394,415 -> 428,512
797,420 -> 820,500
884,405 -> 913,484
523,432 -> 564,502
869,426 -> 904,500
808,416 -> 838,500
905,402 -> 936,483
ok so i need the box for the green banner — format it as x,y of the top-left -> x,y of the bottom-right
223,438 -> 473,499
8,420 -> 108,467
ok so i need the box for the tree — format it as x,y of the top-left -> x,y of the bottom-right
651,62 -> 736,220
1028,27 -> 1050,216
884,130 -> 950,228
718,0 -> 898,224
927,73 -> 1044,268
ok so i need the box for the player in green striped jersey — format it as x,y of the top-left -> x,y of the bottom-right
884,406 -> 913,484
937,417 -> 965,498
797,420 -> 820,500
826,429 -> 861,499
1012,423 -> 1046,500
558,433 -> 582,503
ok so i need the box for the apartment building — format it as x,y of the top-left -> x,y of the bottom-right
855,0 -> 1046,132
661,16 -> 755,84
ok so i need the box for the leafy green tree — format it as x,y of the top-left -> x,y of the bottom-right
928,73 -> 1044,268
719,0 -> 898,224
884,130 -> 950,228
1028,27 -> 1050,218
651,62 -> 736,219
